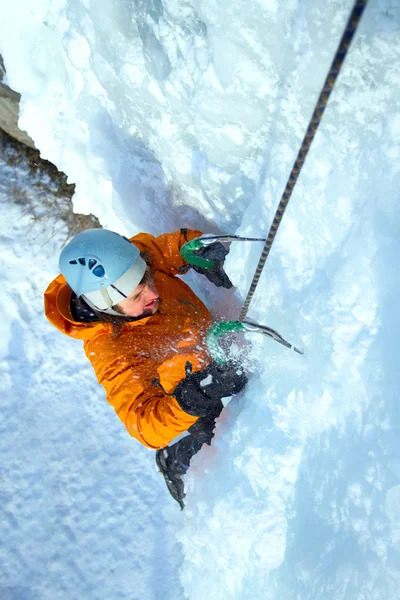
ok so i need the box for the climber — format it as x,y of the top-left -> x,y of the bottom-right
44,227 -> 247,508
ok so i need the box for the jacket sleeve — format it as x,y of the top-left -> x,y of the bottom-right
130,228 -> 203,276
85,339 -> 199,449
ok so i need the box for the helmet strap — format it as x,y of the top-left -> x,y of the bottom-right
100,286 -> 114,308
83,293 -> 129,318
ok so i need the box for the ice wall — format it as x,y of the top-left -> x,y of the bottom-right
1,0 -> 400,599
0,0 -> 351,235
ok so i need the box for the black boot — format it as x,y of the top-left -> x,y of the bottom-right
156,403 -> 224,509
156,435 -> 203,509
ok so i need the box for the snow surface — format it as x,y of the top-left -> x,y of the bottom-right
0,151 -> 185,599
1,0 -> 400,598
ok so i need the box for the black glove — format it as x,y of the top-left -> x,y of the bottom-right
174,361 -> 247,417
191,242 -> 233,289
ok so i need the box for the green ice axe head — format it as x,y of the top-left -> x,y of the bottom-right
180,237 -> 217,269
206,321 -> 246,364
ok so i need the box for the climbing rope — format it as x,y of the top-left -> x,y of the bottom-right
239,0 -> 368,321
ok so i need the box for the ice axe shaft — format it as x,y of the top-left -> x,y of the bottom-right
199,234 -> 266,244
206,320 -> 304,364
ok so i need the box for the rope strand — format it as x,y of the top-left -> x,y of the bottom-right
239,0 -> 368,321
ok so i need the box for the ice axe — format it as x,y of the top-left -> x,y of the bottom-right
180,234 -> 266,269
180,235 -> 304,361
206,320 -> 304,364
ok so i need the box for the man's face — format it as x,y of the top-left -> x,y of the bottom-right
114,280 -> 159,318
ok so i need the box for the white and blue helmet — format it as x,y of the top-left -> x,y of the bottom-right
59,229 -> 146,315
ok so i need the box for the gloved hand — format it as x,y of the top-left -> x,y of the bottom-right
191,242 -> 233,289
174,360 -> 247,417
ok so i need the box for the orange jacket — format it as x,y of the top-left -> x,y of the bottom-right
44,229 -> 213,449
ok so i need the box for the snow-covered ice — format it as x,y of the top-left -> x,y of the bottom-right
0,148 -> 185,599
1,0 -> 400,598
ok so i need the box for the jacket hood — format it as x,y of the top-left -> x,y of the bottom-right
44,274 -> 149,340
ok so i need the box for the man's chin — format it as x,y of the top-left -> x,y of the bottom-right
140,299 -> 159,318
